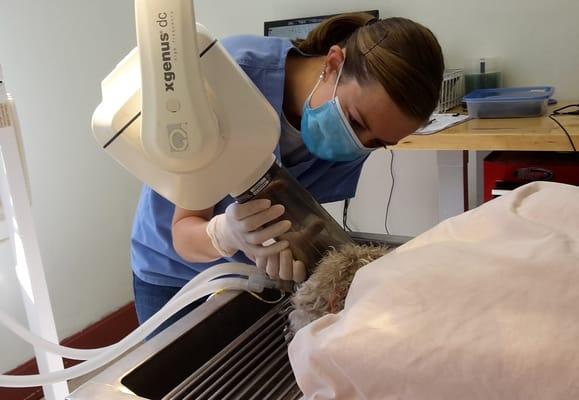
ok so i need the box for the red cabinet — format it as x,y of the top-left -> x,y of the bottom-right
484,151 -> 579,202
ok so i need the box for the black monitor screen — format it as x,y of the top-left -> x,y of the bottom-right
264,10 -> 379,40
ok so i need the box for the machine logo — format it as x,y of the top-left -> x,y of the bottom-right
157,12 -> 175,92
168,123 -> 189,152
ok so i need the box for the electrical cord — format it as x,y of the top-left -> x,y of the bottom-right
384,149 -> 395,234
247,289 -> 286,304
549,104 -> 578,152
552,103 -> 579,116
343,198 -> 353,232
549,114 -> 576,152
208,287 -> 285,304
343,148 -> 396,234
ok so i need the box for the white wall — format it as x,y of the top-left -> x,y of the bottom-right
0,1 -> 140,372
0,0 -> 578,374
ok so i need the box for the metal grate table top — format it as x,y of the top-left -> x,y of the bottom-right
163,298 -> 301,400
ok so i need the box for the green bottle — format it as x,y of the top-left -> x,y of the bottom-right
464,57 -> 502,95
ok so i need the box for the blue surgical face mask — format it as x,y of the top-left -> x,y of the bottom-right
300,64 -> 373,162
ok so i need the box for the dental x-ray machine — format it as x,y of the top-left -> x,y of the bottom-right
93,0 -> 279,209
0,0 -> 351,391
93,0 -> 352,271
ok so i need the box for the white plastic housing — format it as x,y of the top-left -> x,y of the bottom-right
136,0 -> 220,173
92,0 -> 279,210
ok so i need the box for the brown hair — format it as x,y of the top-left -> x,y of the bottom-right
294,14 -> 445,123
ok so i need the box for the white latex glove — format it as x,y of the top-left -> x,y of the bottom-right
206,199 -> 291,259
255,249 -> 307,283
255,216 -> 327,283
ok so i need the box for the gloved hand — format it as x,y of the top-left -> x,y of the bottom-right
206,199 -> 291,259
255,217 -> 326,283
255,249 -> 306,283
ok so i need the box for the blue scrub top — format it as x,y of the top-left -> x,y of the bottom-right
131,35 -> 368,287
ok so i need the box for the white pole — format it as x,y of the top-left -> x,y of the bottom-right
0,67 -> 69,399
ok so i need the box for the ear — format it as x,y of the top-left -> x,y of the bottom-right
323,45 -> 346,81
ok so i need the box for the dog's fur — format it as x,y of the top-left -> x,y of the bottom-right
289,243 -> 391,333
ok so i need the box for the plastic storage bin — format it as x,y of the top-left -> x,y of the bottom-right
463,86 -> 554,118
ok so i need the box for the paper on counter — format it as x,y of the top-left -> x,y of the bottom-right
414,113 -> 470,135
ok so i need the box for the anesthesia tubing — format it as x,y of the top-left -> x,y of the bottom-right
0,263 -> 279,387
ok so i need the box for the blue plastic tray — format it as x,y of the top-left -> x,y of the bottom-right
463,86 -> 554,118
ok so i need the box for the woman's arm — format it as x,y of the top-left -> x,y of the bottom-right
172,200 -> 292,264
172,206 -> 222,262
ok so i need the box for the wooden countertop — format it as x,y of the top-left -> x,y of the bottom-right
392,104 -> 579,151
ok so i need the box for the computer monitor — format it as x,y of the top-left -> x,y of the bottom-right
264,10 -> 379,40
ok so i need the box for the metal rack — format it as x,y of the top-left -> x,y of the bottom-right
436,69 -> 465,112
164,299 -> 299,400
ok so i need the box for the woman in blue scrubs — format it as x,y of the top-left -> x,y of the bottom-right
131,13 -> 445,333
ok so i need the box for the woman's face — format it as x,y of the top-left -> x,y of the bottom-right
308,47 -> 422,148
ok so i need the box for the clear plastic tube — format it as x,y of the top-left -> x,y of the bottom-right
0,262 -> 260,361
0,273 -> 273,387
